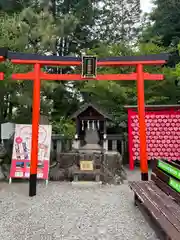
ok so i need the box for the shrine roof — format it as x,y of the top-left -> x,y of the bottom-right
0,48 -> 169,63
70,103 -> 112,120
124,104 -> 180,110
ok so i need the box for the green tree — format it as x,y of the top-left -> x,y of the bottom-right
34,0 -> 100,55
141,0 -> 180,48
136,42 -> 180,104
93,0 -> 141,43
0,7 -> 77,126
0,0 -> 30,13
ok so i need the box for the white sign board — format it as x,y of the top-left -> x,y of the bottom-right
9,124 -> 52,181
1,122 -> 15,139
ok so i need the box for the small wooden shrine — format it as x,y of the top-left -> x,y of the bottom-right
71,103 -> 112,147
69,102 -> 127,182
49,103 -> 127,183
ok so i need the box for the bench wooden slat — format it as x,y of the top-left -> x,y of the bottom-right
130,160 -> 180,239
153,168 -> 180,203
151,173 -> 180,205
163,160 -> 180,171
153,159 -> 180,171
137,181 -> 180,231
147,179 -> 180,217
153,167 -> 169,183
154,159 -> 180,182
130,181 -> 180,240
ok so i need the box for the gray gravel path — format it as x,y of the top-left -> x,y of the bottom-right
0,178 -> 158,240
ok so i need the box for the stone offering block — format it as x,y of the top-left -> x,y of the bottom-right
80,161 -> 93,171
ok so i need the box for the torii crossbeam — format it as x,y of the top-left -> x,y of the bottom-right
0,48 -> 168,196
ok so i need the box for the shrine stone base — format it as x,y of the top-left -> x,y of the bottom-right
49,150 -> 126,184
71,181 -> 102,187
72,169 -> 101,182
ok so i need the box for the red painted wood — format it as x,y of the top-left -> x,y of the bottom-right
12,72 -> 35,80
0,72 -> 4,80
0,57 -> 4,80
11,59 -> 81,66
128,108 -> 180,165
11,72 -> 164,81
11,59 -> 166,66
128,109 -> 134,170
137,64 -> 148,176
97,60 -> 166,66
143,72 -> 164,80
30,63 -> 41,175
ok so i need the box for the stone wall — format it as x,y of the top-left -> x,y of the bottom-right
49,150 -> 127,184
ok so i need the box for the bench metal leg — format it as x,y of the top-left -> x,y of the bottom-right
9,178 -> 12,184
134,194 -> 138,206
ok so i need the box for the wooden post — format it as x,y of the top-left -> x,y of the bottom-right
29,63 -> 41,196
103,120 -> 106,134
76,118 -> 79,137
112,140 -> 117,151
121,140 -> 124,157
56,139 -> 62,158
136,64 -> 148,181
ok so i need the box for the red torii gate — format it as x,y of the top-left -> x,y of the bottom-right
0,48 -> 168,196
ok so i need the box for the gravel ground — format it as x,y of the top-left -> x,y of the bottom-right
0,169 -> 158,240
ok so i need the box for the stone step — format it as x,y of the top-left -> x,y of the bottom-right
72,169 -> 101,175
71,181 -> 102,187
72,169 -> 101,182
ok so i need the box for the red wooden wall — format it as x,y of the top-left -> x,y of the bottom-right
128,108 -> 180,170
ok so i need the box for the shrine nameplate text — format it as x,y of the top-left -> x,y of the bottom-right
80,161 -> 93,171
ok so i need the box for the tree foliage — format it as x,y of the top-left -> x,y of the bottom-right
140,0 -> 180,47
94,0 -> 141,43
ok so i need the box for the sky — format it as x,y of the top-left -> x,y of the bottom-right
141,0 -> 154,13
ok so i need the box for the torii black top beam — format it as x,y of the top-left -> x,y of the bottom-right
0,47 -> 169,63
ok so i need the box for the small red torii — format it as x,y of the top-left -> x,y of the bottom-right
0,48 -> 168,196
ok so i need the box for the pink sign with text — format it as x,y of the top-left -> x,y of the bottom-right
9,124 -> 52,180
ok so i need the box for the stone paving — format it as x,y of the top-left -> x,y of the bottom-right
0,169 -> 158,240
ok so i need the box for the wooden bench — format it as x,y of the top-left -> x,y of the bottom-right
129,159 -> 180,240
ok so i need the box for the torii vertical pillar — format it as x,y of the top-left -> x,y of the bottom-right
29,63 -> 41,196
137,64 -> 148,180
